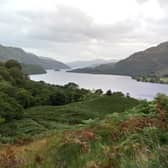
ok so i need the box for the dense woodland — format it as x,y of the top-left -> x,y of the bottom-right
0,60 -> 168,168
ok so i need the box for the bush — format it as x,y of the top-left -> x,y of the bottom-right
95,89 -> 103,95
0,93 -> 23,121
5,60 -> 22,70
111,91 -> 125,97
16,88 -> 34,108
8,67 -> 25,85
0,81 -> 17,97
49,91 -> 67,105
64,82 -> 79,90
0,67 -> 13,82
105,90 -> 112,96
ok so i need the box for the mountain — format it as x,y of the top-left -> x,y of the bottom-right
67,59 -> 117,69
0,44 -> 69,70
71,42 -> 168,76
70,62 -> 116,74
108,42 -> 168,76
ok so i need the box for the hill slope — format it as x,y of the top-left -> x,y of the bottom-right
67,59 -> 117,69
21,64 -> 46,75
70,62 -> 116,74
24,95 -> 138,128
0,44 -> 69,70
109,42 -> 168,76
72,42 -> 168,76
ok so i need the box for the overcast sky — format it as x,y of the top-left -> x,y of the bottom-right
0,0 -> 168,62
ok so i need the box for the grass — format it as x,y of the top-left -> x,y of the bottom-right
39,100 -> 168,168
0,95 -> 138,143
25,95 -> 138,125
0,95 -> 168,168
24,109 -> 167,168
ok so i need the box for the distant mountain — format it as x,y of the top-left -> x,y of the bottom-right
0,44 -> 69,71
70,62 -> 116,74
109,42 -> 168,76
67,59 -> 117,69
71,42 -> 168,77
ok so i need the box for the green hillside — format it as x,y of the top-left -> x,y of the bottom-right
24,95 -> 138,128
0,95 -> 138,140
22,64 -> 46,75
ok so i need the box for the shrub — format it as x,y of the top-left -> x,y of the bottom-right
49,91 -> 66,105
16,88 -> 34,108
5,60 -> 22,70
0,93 -> 23,121
105,90 -> 112,96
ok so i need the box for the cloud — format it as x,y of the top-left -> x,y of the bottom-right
0,1 -> 168,61
136,0 -> 168,6
0,4 -> 140,43
136,0 -> 148,4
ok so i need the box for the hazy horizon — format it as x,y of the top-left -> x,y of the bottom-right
1,0 -> 168,62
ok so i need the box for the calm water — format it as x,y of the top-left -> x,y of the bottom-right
30,70 -> 168,100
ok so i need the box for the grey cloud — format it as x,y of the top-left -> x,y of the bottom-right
136,0 -> 148,4
136,0 -> 168,6
0,0 -> 8,4
158,0 -> 168,5
0,2 -> 168,61
16,6 -> 139,44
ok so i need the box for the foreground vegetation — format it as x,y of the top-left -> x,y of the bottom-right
0,60 -> 168,168
38,94 -> 168,168
0,94 -> 137,142
0,94 -> 167,168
